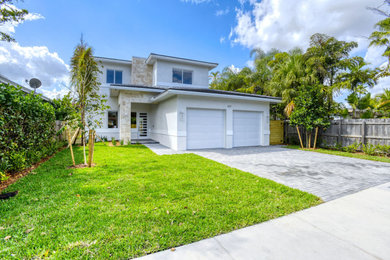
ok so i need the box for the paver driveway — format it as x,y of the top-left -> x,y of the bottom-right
192,146 -> 390,201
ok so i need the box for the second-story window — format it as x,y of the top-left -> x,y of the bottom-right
106,69 -> 123,84
172,69 -> 192,84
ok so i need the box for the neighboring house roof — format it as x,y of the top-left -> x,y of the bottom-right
0,74 -> 52,102
108,84 -> 282,103
146,53 -> 218,69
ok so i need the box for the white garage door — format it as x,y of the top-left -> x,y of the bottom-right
187,108 -> 225,149
233,111 -> 261,147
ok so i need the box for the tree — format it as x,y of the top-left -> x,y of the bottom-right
369,17 -> 390,78
70,40 -> 108,166
289,84 -> 330,149
305,33 -> 358,115
0,0 -> 28,42
268,48 -> 314,117
336,57 -> 377,118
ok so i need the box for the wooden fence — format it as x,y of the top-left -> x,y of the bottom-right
285,119 -> 390,147
270,120 -> 284,145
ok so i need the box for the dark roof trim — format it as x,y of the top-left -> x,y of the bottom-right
166,87 -> 282,100
94,56 -> 132,64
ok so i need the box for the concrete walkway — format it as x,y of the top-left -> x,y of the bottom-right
138,182 -> 390,260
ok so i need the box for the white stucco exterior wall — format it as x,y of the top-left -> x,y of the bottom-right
150,97 -> 179,150
98,61 -> 132,85
153,60 -> 210,88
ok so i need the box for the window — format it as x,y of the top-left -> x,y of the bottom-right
106,69 -> 123,84
172,69 -> 192,84
108,111 -> 118,128
131,112 -> 137,128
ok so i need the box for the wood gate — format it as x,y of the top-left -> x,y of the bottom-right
270,120 -> 284,145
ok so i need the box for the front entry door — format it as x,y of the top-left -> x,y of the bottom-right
138,112 -> 148,139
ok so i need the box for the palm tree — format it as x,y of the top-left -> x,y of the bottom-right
70,40 -> 102,165
336,57 -> 377,118
377,88 -> 390,110
268,49 -> 314,117
369,17 -> 390,77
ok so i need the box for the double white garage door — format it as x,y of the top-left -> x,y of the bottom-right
187,109 -> 261,149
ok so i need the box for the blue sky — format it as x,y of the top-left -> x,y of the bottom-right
0,0 -> 387,101
15,0 -> 250,70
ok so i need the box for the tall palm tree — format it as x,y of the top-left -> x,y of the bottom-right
268,49 -> 314,117
70,40 -> 101,164
336,57 -> 377,118
369,17 -> 390,77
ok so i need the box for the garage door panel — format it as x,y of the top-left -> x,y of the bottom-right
187,109 -> 225,149
233,111 -> 261,147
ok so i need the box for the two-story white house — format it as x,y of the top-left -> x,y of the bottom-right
94,53 -> 281,151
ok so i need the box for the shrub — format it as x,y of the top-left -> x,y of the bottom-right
375,144 -> 390,157
111,137 -> 116,146
0,171 -> 8,182
342,142 -> 361,153
120,139 -> 124,146
362,144 -> 377,156
0,83 -> 60,173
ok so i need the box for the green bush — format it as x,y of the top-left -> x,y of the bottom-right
361,143 -> 377,156
0,83 -> 61,173
342,142 -> 361,153
111,137 -> 116,146
375,144 -> 390,157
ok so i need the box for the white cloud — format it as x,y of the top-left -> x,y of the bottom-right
231,0 -> 384,52
180,0 -> 210,4
0,41 -> 70,98
246,59 -> 254,69
0,4 -> 44,37
228,64 -> 241,73
219,36 -> 225,44
231,0 -> 390,97
216,8 -> 229,16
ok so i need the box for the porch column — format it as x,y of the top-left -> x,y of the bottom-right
119,92 -> 132,143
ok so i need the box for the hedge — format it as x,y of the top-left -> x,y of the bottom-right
0,83 -> 63,173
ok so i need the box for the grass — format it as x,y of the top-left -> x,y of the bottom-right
0,144 -> 321,259
285,145 -> 390,163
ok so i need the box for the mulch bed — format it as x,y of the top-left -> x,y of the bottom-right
0,147 -> 66,193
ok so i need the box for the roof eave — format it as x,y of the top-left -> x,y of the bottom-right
151,89 -> 282,104
146,53 -> 218,69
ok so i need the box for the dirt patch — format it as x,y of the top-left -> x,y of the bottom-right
67,163 -> 96,169
0,147 -> 66,192
107,142 -> 121,147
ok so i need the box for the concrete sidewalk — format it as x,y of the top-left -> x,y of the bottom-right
138,182 -> 390,260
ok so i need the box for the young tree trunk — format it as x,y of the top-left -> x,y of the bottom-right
308,131 -> 312,149
67,128 -> 75,166
313,127 -> 319,149
82,130 -> 87,165
88,130 -> 93,167
296,126 -> 304,149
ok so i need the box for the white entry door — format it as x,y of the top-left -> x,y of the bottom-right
187,108 -> 225,149
233,111 -> 261,147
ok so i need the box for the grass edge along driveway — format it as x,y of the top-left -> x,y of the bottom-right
0,144 -> 321,259
285,145 -> 390,163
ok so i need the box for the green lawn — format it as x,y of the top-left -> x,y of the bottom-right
0,144 -> 320,259
285,145 -> 390,163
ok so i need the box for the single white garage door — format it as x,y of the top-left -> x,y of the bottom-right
187,108 -> 225,149
233,111 -> 261,147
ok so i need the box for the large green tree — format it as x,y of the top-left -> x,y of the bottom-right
0,0 -> 28,42
305,33 -> 358,115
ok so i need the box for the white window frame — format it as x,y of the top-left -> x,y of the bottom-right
172,68 -> 193,85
